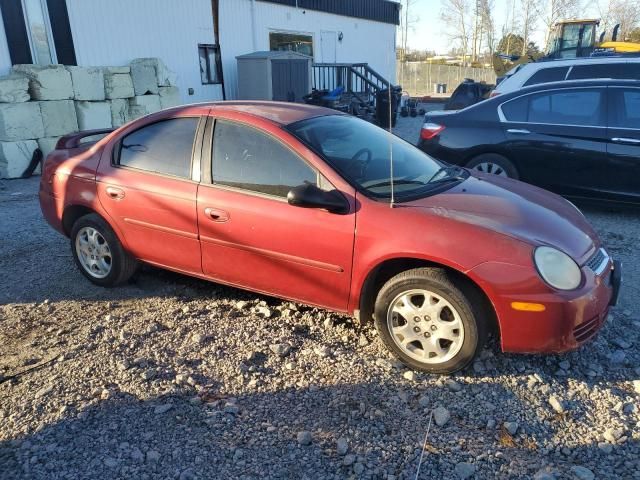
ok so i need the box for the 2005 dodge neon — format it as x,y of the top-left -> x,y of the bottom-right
39,102 -> 622,373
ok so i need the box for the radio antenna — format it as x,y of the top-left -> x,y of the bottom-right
387,55 -> 395,208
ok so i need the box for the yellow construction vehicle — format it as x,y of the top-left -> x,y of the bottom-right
544,19 -> 640,59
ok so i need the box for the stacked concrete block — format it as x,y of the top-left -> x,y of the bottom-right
1,59 -> 179,178
40,100 -> 78,137
75,101 -> 112,130
104,67 -> 135,99
130,63 -> 158,95
0,140 -> 38,178
130,95 -> 161,116
158,86 -> 181,109
0,103 -> 44,141
0,75 -> 30,103
37,137 -> 61,159
109,99 -> 129,127
67,66 -> 105,101
12,64 -> 73,100
131,58 -> 176,87
127,105 -> 147,122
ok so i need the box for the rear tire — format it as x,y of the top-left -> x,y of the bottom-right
70,213 -> 137,287
466,153 -> 519,179
373,268 -> 487,374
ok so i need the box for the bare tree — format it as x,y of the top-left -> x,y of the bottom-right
399,0 -> 420,60
598,0 -> 640,40
521,0 -> 541,55
538,0 -> 582,45
479,0 -> 497,55
441,0 -> 473,64
501,0 -> 521,54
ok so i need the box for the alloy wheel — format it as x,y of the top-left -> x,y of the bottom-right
75,227 -> 112,279
386,289 -> 465,364
472,162 -> 508,177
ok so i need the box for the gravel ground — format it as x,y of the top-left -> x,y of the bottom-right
1,118 -> 639,479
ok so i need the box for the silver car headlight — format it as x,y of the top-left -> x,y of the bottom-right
534,246 -> 582,290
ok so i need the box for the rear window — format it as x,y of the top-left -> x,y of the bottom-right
118,118 -> 198,178
523,67 -> 570,86
567,63 -> 640,80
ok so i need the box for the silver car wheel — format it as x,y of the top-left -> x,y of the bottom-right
472,161 -> 508,177
386,289 -> 465,364
75,227 -> 112,279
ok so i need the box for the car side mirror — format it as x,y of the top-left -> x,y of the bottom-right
287,183 -> 349,214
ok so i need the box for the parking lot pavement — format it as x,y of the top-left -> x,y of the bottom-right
1,168 -> 639,478
392,102 -> 444,144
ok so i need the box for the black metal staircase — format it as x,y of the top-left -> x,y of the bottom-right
311,63 -> 392,116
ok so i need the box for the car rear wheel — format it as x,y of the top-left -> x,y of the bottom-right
70,213 -> 137,287
374,268 -> 487,374
466,153 -> 519,179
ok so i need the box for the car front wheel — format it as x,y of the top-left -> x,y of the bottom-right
70,213 -> 138,287
374,268 -> 487,374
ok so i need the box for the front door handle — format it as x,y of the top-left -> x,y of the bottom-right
204,207 -> 229,222
105,186 -> 125,200
507,128 -> 531,135
611,137 -> 640,144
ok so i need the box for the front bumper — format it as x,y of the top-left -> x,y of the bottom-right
470,257 -> 621,353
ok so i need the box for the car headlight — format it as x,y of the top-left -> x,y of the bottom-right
534,246 -> 582,290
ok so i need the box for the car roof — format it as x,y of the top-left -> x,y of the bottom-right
517,78 -> 639,91
202,101 -> 342,125
521,56 -> 640,71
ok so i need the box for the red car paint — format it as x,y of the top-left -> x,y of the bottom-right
39,102 -> 616,354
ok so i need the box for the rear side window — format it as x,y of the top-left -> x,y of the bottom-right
212,120 -> 317,198
118,118 -> 199,178
568,63 -> 640,80
501,89 -> 604,125
523,67 -> 569,86
609,89 -> 640,129
500,96 -> 528,122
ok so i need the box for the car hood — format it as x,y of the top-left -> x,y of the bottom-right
405,173 -> 598,263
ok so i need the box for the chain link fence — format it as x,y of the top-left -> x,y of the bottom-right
397,61 -> 497,96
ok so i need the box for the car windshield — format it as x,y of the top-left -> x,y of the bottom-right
287,115 -> 467,200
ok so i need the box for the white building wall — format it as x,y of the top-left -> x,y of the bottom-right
219,0 -> 397,100
0,0 -> 397,102
65,0 -> 223,103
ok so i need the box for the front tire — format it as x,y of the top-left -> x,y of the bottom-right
466,153 -> 519,179
374,268 -> 487,374
70,213 -> 137,287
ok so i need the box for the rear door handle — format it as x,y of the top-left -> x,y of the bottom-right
105,186 -> 125,200
507,128 -> 531,134
204,207 -> 229,222
611,137 -> 640,144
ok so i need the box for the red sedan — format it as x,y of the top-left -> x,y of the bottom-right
39,102 -> 621,373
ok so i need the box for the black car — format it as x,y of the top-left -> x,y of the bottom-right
444,79 -> 494,110
418,79 -> 640,205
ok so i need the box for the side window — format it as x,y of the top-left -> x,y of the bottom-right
500,96 -> 528,122
212,120 -> 317,198
501,89 -> 603,125
529,90 -> 603,125
118,118 -> 199,178
609,89 -> 640,129
523,67 -> 570,87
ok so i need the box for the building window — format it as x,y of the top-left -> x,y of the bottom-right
198,44 -> 222,85
22,0 -> 56,64
269,32 -> 313,57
